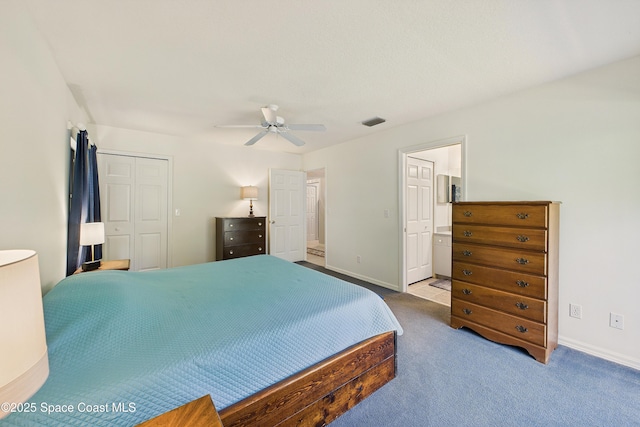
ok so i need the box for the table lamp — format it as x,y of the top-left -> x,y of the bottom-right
0,250 -> 49,419
241,186 -> 258,218
80,222 -> 105,271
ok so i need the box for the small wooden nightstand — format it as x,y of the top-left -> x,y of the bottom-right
136,395 -> 223,427
73,259 -> 130,275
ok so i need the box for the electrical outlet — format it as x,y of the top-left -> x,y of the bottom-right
357,255 -> 361,264
610,313 -> 624,330
569,304 -> 582,319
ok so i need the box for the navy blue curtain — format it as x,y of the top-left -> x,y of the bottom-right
66,130 -> 102,276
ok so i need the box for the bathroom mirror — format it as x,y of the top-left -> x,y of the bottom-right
436,174 -> 449,203
437,174 -> 462,202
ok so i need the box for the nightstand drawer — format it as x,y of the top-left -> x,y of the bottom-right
222,217 -> 265,231
453,204 -> 548,228
452,299 -> 546,347
453,225 -> 547,251
453,243 -> 546,276
452,281 -> 546,323
223,244 -> 265,259
451,261 -> 547,299
224,230 -> 265,246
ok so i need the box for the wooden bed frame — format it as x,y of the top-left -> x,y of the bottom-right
139,332 -> 397,427
218,330 -> 397,426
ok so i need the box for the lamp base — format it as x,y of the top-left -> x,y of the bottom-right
81,260 -> 101,271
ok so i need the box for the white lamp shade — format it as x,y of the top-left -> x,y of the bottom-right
80,222 -> 105,246
241,186 -> 258,200
0,250 -> 49,419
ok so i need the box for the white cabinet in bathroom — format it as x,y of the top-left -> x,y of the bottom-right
433,232 -> 452,278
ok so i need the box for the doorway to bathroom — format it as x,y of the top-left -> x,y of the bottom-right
306,168 -> 326,267
399,136 -> 465,306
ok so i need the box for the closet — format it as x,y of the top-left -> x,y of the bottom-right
97,153 -> 169,271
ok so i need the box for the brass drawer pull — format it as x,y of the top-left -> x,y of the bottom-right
462,250 -> 473,257
462,308 -> 473,315
462,269 -> 473,276
258,247 -> 263,251
463,230 -> 473,237
516,213 -> 529,220
462,289 -> 472,295
515,258 -> 529,265
516,235 -> 529,242
229,250 -> 234,254
515,302 -> 529,310
515,325 -> 528,333
516,280 -> 529,287
463,211 -> 473,217
258,222 -> 262,226
230,237 -> 234,241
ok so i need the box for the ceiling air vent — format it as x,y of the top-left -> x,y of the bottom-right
361,117 -> 386,127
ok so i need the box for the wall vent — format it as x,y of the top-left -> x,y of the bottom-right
361,117 -> 386,127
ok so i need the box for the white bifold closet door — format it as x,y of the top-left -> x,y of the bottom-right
97,153 -> 169,272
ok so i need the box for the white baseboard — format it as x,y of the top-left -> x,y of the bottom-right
324,264 -> 401,292
317,265 -> 639,372
559,335 -> 640,371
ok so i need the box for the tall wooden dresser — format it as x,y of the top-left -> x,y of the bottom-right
215,217 -> 266,261
450,201 -> 560,363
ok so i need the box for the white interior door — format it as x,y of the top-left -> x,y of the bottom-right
99,154 -> 135,263
269,169 -> 306,262
134,157 -> 168,271
406,157 -> 434,284
306,182 -> 318,242
98,153 -> 169,271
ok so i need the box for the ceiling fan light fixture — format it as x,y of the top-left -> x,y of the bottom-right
361,116 -> 386,127
224,105 -> 325,146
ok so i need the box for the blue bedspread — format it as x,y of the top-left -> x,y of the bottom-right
1,255 -> 402,426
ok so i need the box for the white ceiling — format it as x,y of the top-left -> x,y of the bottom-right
24,0 -> 640,154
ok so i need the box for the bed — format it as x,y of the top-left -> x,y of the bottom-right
2,255 -> 402,426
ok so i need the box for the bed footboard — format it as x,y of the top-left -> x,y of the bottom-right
218,331 -> 397,427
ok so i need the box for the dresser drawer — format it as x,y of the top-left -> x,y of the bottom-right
453,243 -> 546,276
452,281 -> 546,323
452,261 -> 547,299
453,225 -> 547,251
222,217 -> 265,231
223,244 -> 265,259
452,299 -> 546,347
453,204 -> 548,228
224,230 -> 265,246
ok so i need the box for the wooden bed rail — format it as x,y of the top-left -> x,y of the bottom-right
219,331 -> 397,427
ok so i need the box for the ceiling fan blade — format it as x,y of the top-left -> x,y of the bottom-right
244,129 -> 269,146
216,125 -> 265,129
286,124 -> 326,132
261,106 -> 277,124
279,131 -> 306,146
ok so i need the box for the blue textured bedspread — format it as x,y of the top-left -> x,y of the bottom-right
1,255 -> 402,426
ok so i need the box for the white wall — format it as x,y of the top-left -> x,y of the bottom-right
303,56 -> 640,368
92,125 -> 302,266
0,1 -> 86,292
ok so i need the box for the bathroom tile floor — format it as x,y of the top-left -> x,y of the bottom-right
408,277 -> 451,307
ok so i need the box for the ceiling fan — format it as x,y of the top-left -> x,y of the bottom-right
218,105 -> 326,146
